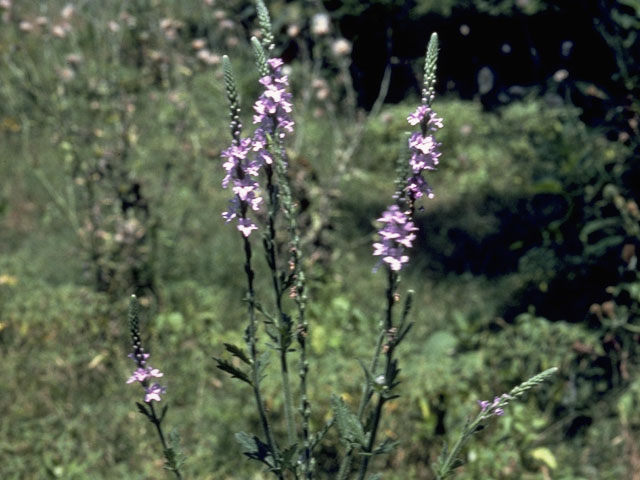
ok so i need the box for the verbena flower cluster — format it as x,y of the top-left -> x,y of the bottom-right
406,104 -> 443,201
478,393 -> 511,418
373,102 -> 442,271
127,312 -> 166,403
373,205 -> 418,271
253,58 -> 294,144
221,137 -> 263,237
221,57 -> 294,237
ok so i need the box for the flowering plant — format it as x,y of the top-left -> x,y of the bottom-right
126,2 -> 557,478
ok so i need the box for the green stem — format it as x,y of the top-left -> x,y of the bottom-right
242,233 -> 283,479
148,402 -> 183,480
280,346 -> 297,446
336,329 -> 385,480
274,146 -> 313,477
356,269 -> 397,480
264,165 -> 298,448
436,415 -> 484,479
338,270 -> 397,480
356,345 -> 395,480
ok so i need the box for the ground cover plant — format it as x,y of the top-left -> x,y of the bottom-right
0,0 -> 638,479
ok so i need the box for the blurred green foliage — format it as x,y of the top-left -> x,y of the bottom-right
323,0 -> 547,17
0,0 -> 638,479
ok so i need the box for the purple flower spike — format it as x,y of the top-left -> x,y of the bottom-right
127,305 -> 167,404
373,205 -> 418,271
221,57 -> 295,237
405,104 -> 442,202
221,137 -> 263,236
252,57 -> 295,162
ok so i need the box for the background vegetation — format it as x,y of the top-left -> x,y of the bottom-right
0,0 -> 638,478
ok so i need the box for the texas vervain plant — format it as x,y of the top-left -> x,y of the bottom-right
127,1 -> 558,478
127,294 -> 184,479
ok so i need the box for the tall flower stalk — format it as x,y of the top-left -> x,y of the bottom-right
249,1 -> 299,447
217,1 -> 305,475
127,295 -> 183,479
251,45 -> 298,448
218,54 -> 283,478
337,32 -> 442,480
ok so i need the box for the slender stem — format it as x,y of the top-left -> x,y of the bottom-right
148,402 -> 183,480
280,346 -> 297,446
273,144 -> 313,477
338,270 -> 397,480
435,415 -> 484,479
356,344 -> 395,480
264,165 -> 298,447
148,402 -> 168,448
356,268 -> 397,480
298,330 -> 312,479
336,330 -> 385,480
356,399 -> 384,480
290,213 -> 312,478
242,233 -> 283,479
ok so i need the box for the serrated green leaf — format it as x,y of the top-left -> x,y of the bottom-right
213,357 -> 252,386
224,343 -> 251,365
331,394 -> 366,446
372,438 -> 399,456
280,443 -> 298,470
235,432 -> 273,467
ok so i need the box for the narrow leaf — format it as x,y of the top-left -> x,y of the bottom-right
213,357 -> 252,386
224,343 -> 251,365
136,401 -> 151,419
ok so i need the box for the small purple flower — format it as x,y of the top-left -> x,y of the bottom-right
251,128 -> 273,165
478,393 -> 512,419
373,205 -> 418,271
407,104 -> 442,130
144,383 -> 167,403
407,105 -> 429,126
237,218 -> 258,237
127,366 -> 164,384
